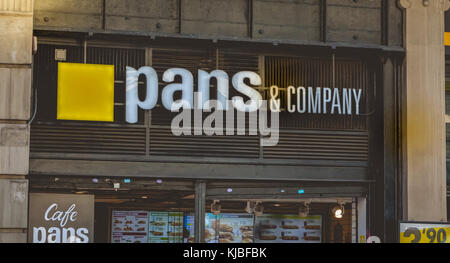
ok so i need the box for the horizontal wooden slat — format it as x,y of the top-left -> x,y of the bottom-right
31,45 -> 368,164
31,123 -> 368,162
263,130 -> 368,161
149,127 -> 260,158
30,124 -> 146,155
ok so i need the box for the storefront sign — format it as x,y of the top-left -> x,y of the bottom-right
28,193 -> 95,243
56,63 -> 363,124
400,222 -> 450,243
56,62 -> 363,147
125,66 -> 363,124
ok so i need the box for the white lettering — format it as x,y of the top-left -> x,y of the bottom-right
33,227 -> 47,243
126,66 -> 159,124
232,71 -> 263,112
124,66 -> 364,124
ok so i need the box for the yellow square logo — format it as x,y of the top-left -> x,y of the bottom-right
57,62 -> 115,122
445,32 -> 450,46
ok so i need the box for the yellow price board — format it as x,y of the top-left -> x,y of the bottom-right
400,223 -> 450,243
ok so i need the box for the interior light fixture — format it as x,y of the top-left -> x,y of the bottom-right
331,202 -> 345,219
298,202 -> 311,217
254,201 -> 264,217
245,201 -> 255,214
211,200 -> 221,215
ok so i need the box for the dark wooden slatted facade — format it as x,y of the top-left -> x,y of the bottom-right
31,43 -> 371,165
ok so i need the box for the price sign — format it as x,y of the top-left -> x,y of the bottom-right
400,222 -> 450,243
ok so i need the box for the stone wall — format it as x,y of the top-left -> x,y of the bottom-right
33,0 -> 403,47
0,0 -> 33,243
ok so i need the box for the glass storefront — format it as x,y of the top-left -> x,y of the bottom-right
28,176 -> 364,243
29,176 -> 196,243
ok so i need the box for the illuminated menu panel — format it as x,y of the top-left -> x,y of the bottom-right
255,214 -> 322,243
205,213 -> 254,243
111,211 -> 149,244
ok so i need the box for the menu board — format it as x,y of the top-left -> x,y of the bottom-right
148,212 -> 169,243
111,211 -> 321,244
148,212 -> 185,243
255,214 -> 322,243
184,213 -> 195,243
205,213 -> 254,243
204,213 -> 218,243
111,211 -> 149,243
168,212 -> 184,243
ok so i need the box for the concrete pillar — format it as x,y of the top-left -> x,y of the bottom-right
194,181 -> 206,243
399,0 -> 449,222
0,0 -> 34,243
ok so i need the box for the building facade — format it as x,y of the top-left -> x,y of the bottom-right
0,0 -> 448,243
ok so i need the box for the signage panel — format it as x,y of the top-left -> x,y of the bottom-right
28,193 -> 95,243
400,222 -> 450,243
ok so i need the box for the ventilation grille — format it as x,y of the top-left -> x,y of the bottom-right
149,127 -> 260,159
264,130 -> 368,161
31,124 -> 146,155
265,56 -> 369,130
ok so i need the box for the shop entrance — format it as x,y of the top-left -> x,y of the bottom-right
202,199 -> 356,243
29,176 -> 196,243
29,176 -> 368,243
203,181 -> 367,244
